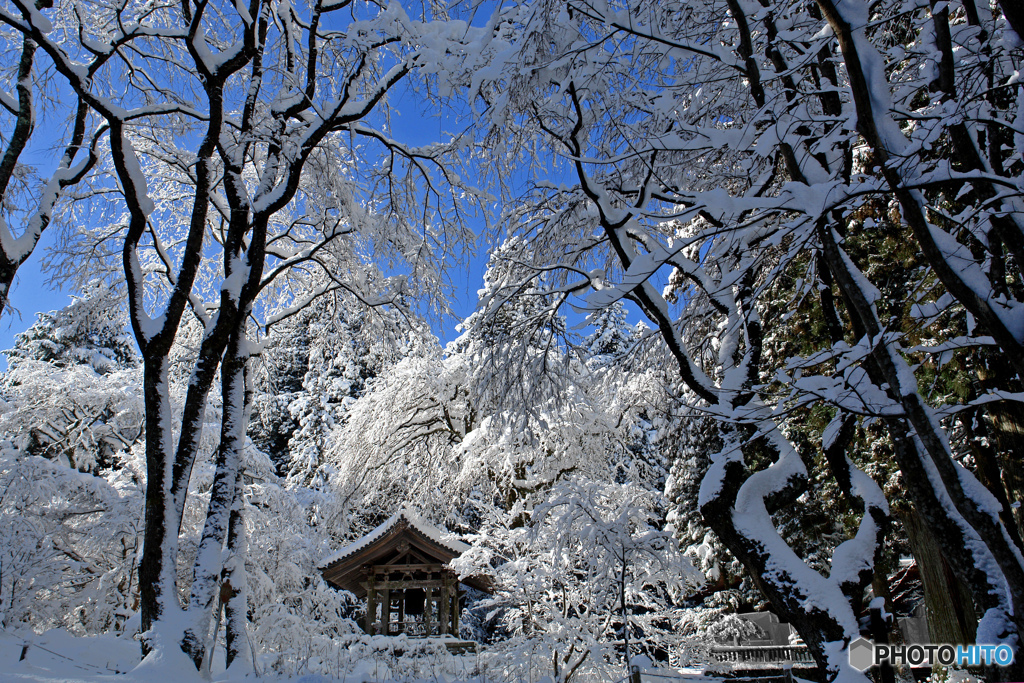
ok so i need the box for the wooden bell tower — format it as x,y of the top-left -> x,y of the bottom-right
319,508 -> 490,638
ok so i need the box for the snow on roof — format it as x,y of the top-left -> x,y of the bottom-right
318,505 -> 470,569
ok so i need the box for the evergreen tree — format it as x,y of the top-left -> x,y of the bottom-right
7,280 -> 137,373
248,309 -> 312,477
457,236 -> 567,353
1,281 -> 142,472
249,294 -> 409,487
583,301 -> 633,365
286,310 -> 376,488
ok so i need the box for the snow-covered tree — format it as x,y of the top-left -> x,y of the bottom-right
583,302 -> 634,366
0,299 -> 144,635
1,283 -> 142,472
463,0 -> 1024,679
0,359 -> 143,473
286,305 -> 404,488
6,280 -> 136,374
0,0 -> 487,669
328,345 -> 470,526
454,477 -> 697,682
250,293 -> 409,487
331,240 -> 632,529
0,447 -> 144,636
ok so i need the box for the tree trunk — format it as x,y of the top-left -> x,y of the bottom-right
223,467 -> 250,672
620,555 -> 629,676
899,509 -> 977,647
701,422 -> 885,683
813,214 -> 1024,679
976,368 -> 1024,542
138,354 -> 178,651
0,35 -> 37,318
182,330 -> 250,667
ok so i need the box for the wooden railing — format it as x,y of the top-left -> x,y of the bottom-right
710,645 -> 815,664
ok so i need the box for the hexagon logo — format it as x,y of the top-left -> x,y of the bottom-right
849,638 -> 875,671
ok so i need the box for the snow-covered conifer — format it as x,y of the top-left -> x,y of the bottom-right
7,280 -> 136,373
583,302 -> 633,366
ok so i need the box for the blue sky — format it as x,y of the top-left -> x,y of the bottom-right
0,2 -> 644,367
0,76 -> 495,364
0,230 -> 64,358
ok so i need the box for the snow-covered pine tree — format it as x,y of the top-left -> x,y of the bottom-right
247,302 -> 310,472
251,292 -> 412,488
285,307 -> 378,489
1,281 -> 142,472
457,236 -> 568,358
583,301 -> 633,366
663,407 -> 745,605
7,280 -> 137,374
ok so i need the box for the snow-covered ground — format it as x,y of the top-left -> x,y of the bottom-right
0,629 -> 720,683
0,629 -> 215,683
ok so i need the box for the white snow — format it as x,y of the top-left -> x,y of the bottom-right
114,136 -> 155,218
318,505 -> 469,569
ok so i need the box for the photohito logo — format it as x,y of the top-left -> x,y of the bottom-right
848,638 -> 1015,670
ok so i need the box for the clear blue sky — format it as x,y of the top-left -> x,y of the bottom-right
0,79 -> 494,365
0,7 -> 638,366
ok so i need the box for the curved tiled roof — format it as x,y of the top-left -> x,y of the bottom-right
318,505 -> 470,571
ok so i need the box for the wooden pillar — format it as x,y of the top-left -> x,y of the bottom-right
425,587 -> 433,635
398,590 -> 406,634
439,573 -> 450,635
365,576 -> 376,635
452,588 -> 460,637
381,586 -> 391,636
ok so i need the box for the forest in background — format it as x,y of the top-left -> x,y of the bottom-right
0,0 -> 1021,681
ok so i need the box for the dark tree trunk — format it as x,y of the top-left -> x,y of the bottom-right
223,467 -> 248,670
138,354 -> 175,647
814,214 -> 1024,680
182,330 -> 250,667
900,508 -> 977,647
0,36 -> 36,318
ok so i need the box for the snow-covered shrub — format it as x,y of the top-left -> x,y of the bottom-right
455,477 -> 699,682
0,444 -> 143,635
477,633 -> 614,683
255,632 -> 479,680
673,607 -> 732,668
706,613 -> 767,645
925,666 -> 983,683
